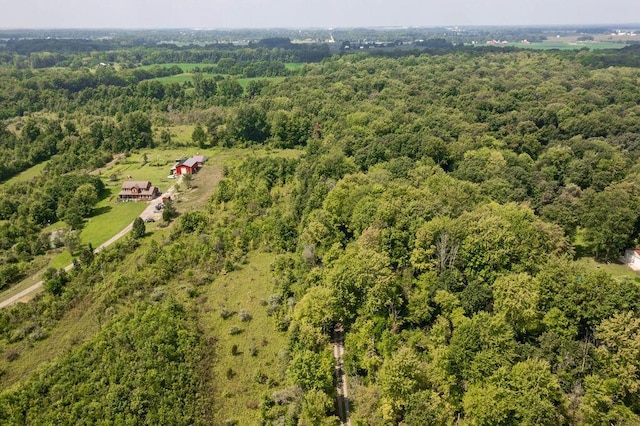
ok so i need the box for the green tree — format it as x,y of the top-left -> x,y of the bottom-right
160,129 -> 172,145
217,78 -> 243,99
299,390 -> 337,426
403,390 -> 455,426
286,349 -> 334,393
293,286 -> 339,332
229,105 -> 269,143
72,183 -> 98,217
63,229 -> 81,254
132,217 -> 146,239
377,346 -> 425,418
191,123 -> 207,148
206,112 -> 224,145
581,183 -> 639,260
493,273 -> 541,336
463,359 -> 567,426
43,267 -> 69,296
183,173 -> 193,189
62,204 -> 85,230
594,311 -> 640,397
448,312 -> 517,383
119,111 -> 153,150
162,199 -> 177,223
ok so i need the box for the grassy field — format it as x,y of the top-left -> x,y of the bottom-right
190,251 -> 288,425
285,62 -> 304,71
575,256 -> 640,280
81,190 -> 147,245
0,160 -> 49,188
139,63 -> 216,72
237,76 -> 285,88
0,294 -> 102,387
141,62 -> 302,72
153,73 -> 210,84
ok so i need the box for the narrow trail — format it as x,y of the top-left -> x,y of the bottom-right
0,183 -> 180,309
333,324 -> 351,426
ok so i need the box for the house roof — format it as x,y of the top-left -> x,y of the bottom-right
192,155 -> 207,163
119,181 -> 158,197
121,181 -> 151,190
180,157 -> 199,168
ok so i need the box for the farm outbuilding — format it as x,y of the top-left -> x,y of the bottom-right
171,155 -> 207,176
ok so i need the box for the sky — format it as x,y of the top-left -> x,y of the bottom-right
0,0 -> 638,29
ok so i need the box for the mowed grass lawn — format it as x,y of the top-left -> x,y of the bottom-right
111,146 -> 301,176
82,188 -> 147,245
45,188 -> 147,269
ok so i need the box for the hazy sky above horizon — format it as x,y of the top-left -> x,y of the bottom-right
1,0 -> 638,29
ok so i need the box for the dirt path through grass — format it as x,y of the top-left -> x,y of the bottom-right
334,324 -> 351,426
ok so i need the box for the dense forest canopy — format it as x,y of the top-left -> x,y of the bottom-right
0,29 -> 640,424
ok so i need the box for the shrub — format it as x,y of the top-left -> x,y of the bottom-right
254,370 -> 268,384
5,349 -> 20,362
239,309 -> 252,322
220,306 -> 235,319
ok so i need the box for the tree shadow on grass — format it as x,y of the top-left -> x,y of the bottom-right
90,205 -> 112,217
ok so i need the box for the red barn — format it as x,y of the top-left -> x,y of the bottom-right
175,157 -> 200,175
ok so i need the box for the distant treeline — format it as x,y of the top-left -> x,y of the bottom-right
0,38 -> 332,65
